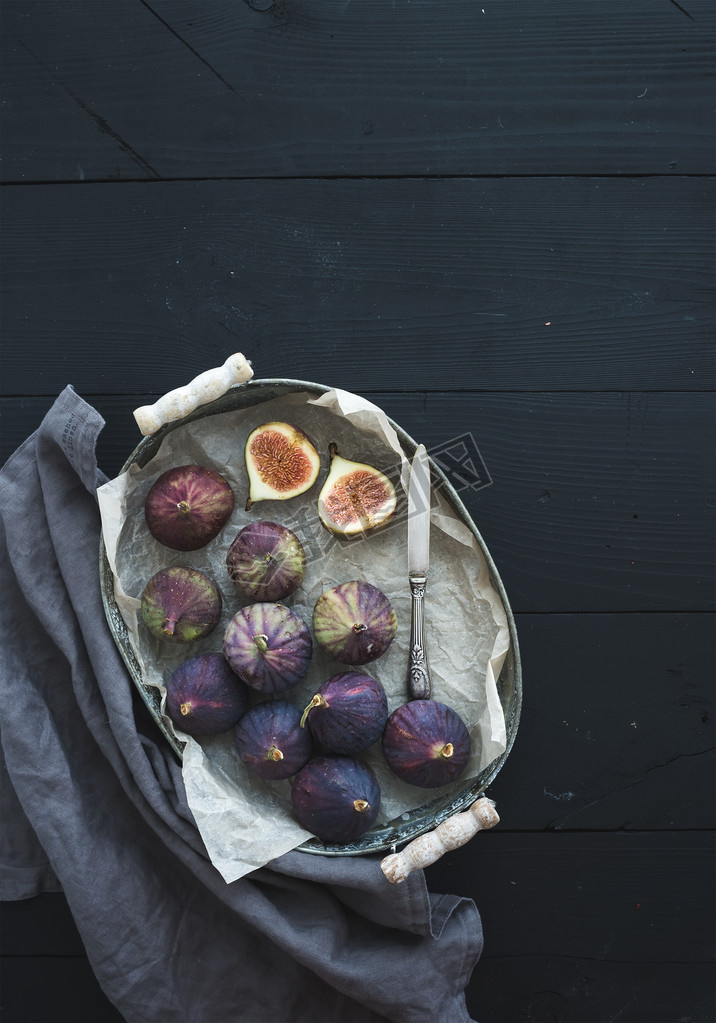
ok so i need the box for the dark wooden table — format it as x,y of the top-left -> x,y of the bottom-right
1,3 -> 714,1021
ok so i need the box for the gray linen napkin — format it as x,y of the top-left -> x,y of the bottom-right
0,387 -> 482,1023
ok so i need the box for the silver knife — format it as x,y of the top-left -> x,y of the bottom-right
407,444 -> 432,700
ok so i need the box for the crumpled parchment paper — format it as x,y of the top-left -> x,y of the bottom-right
97,387 -> 508,882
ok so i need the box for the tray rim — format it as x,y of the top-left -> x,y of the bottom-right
99,378 -> 522,856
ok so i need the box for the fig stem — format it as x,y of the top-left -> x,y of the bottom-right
353,799 -> 371,814
163,617 -> 177,636
300,693 -> 327,729
176,500 -> 191,514
267,746 -> 284,762
328,442 -> 340,460
439,743 -> 455,760
179,702 -> 191,717
253,634 -> 269,654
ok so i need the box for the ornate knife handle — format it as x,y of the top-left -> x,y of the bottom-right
408,575 -> 431,700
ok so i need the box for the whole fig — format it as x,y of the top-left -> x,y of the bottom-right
223,602 -> 312,693
226,521 -> 305,602
382,700 -> 471,789
300,672 -> 388,755
141,566 -> 222,643
234,700 -> 312,781
145,464 -> 234,551
312,580 -> 397,665
291,755 -> 381,844
166,653 -> 249,737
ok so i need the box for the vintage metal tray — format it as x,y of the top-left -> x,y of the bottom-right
100,377 -> 522,856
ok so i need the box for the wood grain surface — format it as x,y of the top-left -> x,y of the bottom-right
2,0 -> 714,179
1,1 -> 714,1021
1,178 -> 713,393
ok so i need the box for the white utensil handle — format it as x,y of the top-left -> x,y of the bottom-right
380,797 -> 499,884
133,353 -> 254,435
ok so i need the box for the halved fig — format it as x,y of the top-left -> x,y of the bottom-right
317,444 -> 397,537
244,422 -> 321,511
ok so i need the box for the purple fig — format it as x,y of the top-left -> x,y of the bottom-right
145,464 -> 234,551
141,566 -> 222,643
291,755 -> 381,844
300,672 -> 388,755
166,653 -> 250,737
223,602 -> 312,693
382,700 -> 471,789
312,581 -> 397,665
226,521 -> 306,602
234,700 -> 312,781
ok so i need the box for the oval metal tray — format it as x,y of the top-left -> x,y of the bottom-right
100,378 -> 522,855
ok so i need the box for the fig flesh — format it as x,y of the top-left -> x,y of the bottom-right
166,653 -> 249,737
226,521 -> 306,602
144,464 -> 234,551
223,602 -> 312,693
141,567 -> 222,643
317,444 -> 397,537
291,755 -> 381,844
312,580 -> 397,665
382,699 -> 471,789
244,422 -> 320,511
301,672 -> 389,755
234,700 -> 312,781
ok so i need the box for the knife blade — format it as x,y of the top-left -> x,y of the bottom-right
407,444 -> 432,700
408,444 -> 431,578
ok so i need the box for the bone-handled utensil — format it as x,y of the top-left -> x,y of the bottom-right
380,797 -> 500,884
133,353 -> 254,436
407,443 -> 432,701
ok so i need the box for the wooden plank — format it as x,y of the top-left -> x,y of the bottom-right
2,390 -> 713,613
1,0 -> 714,179
1,955 -> 712,1023
0,956 -> 124,1022
3,834 -> 713,1021
0,894 -> 86,958
424,832 -> 716,963
1,178 -> 713,394
470,959 -> 715,1023
492,613 -> 715,830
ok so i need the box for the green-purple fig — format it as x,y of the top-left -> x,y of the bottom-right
300,672 -> 388,755
141,566 -> 222,643
234,700 -> 312,780
382,700 -> 471,789
166,653 -> 249,736
291,755 -> 381,844
145,464 -> 234,551
223,602 -> 312,693
226,521 -> 306,602
312,581 -> 397,665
